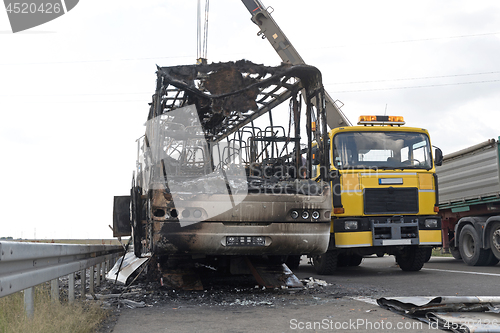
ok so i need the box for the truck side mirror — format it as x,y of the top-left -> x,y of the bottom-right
434,147 -> 443,166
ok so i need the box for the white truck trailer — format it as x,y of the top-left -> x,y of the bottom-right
437,138 -> 500,266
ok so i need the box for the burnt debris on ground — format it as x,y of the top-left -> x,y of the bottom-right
90,266 -> 373,310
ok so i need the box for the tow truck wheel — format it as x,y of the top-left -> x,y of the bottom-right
459,224 -> 492,266
348,254 -> 363,267
489,222 -> 500,261
337,254 -> 363,267
312,250 -> 338,275
395,247 -> 427,271
423,247 -> 433,263
337,254 -> 350,267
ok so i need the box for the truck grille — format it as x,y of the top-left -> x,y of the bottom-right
364,188 -> 418,215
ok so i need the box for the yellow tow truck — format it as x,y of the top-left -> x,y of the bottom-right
311,115 -> 443,273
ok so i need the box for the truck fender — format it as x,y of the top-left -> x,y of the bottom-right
454,216 -> 488,248
483,216 -> 500,249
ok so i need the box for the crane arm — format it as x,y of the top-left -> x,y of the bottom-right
241,0 -> 351,128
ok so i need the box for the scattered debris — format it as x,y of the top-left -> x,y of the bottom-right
86,292 -> 139,300
120,299 -> 148,309
377,296 -> 500,333
226,299 -> 274,306
105,251 -> 151,285
301,277 -> 330,288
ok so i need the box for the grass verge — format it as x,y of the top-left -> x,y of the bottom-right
431,247 -> 452,257
0,285 -> 108,333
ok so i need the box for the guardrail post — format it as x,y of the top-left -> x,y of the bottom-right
68,273 -> 75,303
80,269 -> 86,299
102,261 -> 106,280
23,287 -> 34,318
96,263 -> 101,287
51,278 -> 59,303
89,265 -> 95,295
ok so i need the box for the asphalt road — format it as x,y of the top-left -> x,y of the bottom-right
294,255 -> 500,297
110,256 -> 500,333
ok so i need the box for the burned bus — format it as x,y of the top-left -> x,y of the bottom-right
113,60 -> 332,276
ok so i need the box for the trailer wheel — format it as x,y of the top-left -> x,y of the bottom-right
490,222 -> 500,261
459,224 -> 492,266
450,247 -> 462,260
395,247 -> 427,271
312,250 -> 338,275
485,251 -> 500,266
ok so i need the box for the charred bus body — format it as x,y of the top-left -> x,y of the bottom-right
114,61 -> 332,272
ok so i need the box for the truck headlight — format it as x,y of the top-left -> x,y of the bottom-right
425,219 -> 438,228
345,221 -> 358,230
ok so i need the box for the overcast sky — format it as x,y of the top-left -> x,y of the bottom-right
1,0 -> 500,239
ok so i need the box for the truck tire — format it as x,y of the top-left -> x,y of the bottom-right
313,250 -> 338,275
337,254 -> 350,267
485,251 -> 500,266
337,254 -> 363,267
450,247 -> 462,260
459,224 -> 492,266
423,247 -> 432,262
490,222 -> 500,261
348,254 -> 363,266
395,247 -> 427,271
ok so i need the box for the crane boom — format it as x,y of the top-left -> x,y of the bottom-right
241,0 -> 351,128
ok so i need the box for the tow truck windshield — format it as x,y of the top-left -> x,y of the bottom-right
333,131 -> 432,170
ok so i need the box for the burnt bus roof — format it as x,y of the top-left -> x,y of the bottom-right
148,60 -> 324,143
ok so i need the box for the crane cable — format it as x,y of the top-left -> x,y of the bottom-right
197,0 -> 210,64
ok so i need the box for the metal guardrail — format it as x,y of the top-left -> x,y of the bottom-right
0,241 -> 124,317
